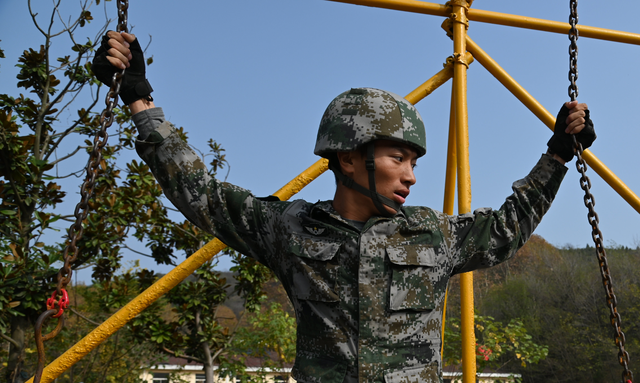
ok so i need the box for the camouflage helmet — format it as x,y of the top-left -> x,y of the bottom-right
314,88 -> 427,158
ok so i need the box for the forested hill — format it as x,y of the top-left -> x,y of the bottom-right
446,234 -> 640,383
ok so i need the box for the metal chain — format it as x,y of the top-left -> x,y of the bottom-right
568,0 -> 579,101
568,1 -> 633,382
33,1 -> 129,382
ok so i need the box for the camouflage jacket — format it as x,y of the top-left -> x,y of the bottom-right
136,117 -> 567,383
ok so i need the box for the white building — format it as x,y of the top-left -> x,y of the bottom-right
141,360 -> 520,383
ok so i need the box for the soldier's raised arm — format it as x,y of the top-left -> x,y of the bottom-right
91,31 -> 288,270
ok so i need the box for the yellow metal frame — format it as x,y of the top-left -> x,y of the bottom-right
30,2 -> 640,382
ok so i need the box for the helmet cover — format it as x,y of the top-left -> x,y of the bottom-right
314,88 -> 426,158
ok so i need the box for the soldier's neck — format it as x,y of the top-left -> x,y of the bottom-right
332,184 -> 376,222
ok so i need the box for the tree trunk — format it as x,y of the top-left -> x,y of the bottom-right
204,360 -> 215,383
196,309 -> 216,383
6,316 -> 29,383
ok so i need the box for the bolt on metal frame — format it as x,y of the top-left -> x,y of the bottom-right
29,1 -> 640,382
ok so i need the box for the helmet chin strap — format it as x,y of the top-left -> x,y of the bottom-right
331,142 -> 402,218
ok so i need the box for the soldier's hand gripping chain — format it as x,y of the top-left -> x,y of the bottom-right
547,102 -> 596,162
91,32 -> 153,105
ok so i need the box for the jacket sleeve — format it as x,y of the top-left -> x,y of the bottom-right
135,119 -> 287,267
445,153 -> 567,274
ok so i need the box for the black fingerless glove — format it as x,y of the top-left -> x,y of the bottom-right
91,33 -> 153,105
547,104 -> 596,162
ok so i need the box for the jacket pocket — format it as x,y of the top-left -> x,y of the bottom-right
384,362 -> 439,383
387,244 -> 437,311
289,234 -> 342,302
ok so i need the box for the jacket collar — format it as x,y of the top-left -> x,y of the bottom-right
310,200 -> 407,228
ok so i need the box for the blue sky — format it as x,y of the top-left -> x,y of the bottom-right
2,0 -> 639,280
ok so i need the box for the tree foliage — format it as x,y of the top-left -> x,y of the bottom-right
449,235 -> 640,383
444,314 -> 548,375
126,253 -> 275,383
0,2 -> 276,382
224,301 -> 297,382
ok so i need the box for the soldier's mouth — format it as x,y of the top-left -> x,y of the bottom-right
394,190 -> 409,203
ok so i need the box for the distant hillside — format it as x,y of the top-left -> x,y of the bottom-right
218,271 -> 292,320
445,234 -> 640,383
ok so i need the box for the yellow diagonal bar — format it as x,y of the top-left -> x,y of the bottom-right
273,159 -> 329,200
465,35 -> 640,214
30,238 -> 229,383
326,0 -> 640,45
443,79 -> 459,216
28,159 -> 328,383
30,67 -> 458,383
440,84 -> 457,361
405,52 -> 474,105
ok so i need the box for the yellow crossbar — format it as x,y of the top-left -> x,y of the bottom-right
326,0 -> 640,45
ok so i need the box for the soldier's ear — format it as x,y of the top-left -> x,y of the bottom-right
336,151 -> 360,178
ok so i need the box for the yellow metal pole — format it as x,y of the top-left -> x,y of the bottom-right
30,68 -> 460,382
467,8 -> 640,45
465,35 -> 640,215
452,10 -> 471,211
326,0 -> 448,17
451,1 -> 475,382
406,50 -> 477,368
326,0 -> 640,45
407,52 -> 476,363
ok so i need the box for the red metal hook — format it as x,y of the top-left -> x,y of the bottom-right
46,289 -> 69,318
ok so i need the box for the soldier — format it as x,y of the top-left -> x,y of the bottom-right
93,31 -> 595,383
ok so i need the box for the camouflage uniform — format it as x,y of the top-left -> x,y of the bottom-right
134,109 -> 567,383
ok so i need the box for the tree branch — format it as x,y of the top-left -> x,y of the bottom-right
0,227 -> 12,238
44,49 -> 85,117
45,166 -> 87,180
69,307 -> 101,327
0,332 -> 21,349
211,310 -> 246,362
47,0 -> 62,40
29,0 -> 60,161
28,0 -> 48,37
161,347 -> 204,364
57,214 -> 78,222
123,245 -> 155,259
72,262 -> 95,271
0,154 -> 26,211
49,145 -> 83,167
98,330 -> 120,383
44,90 -> 100,163
52,80 -> 88,118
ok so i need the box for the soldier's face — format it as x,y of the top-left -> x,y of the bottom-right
352,140 -> 418,216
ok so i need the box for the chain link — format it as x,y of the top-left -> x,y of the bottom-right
568,1 -> 633,382
33,1 -> 129,381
